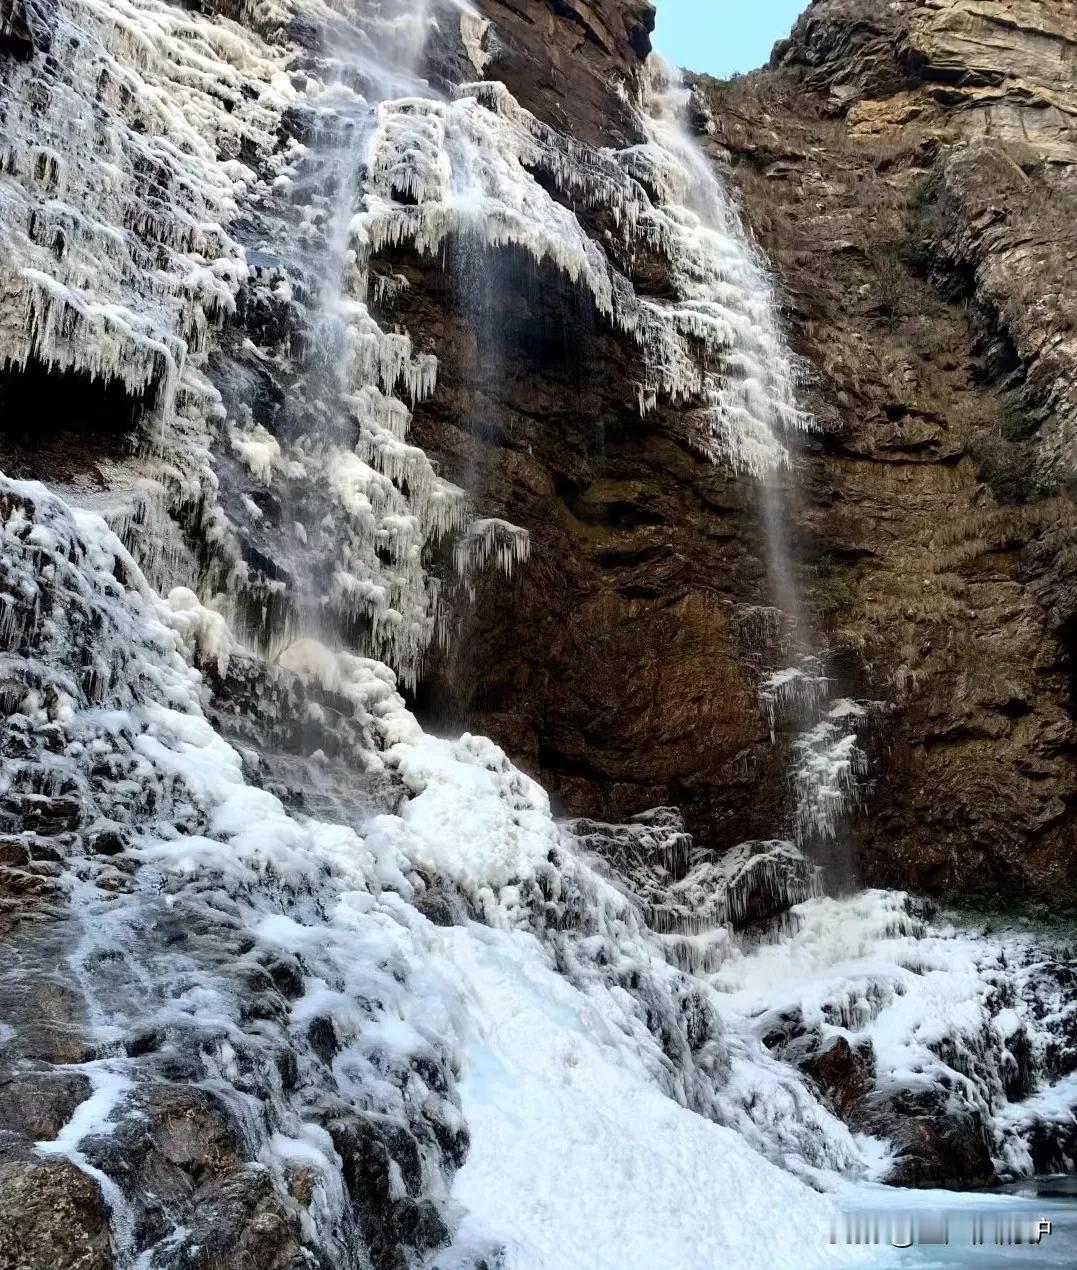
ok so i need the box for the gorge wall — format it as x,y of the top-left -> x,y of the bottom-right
704,0 -> 1077,905
406,0 -> 1077,909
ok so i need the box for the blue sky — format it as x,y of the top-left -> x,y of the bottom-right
653,0 -> 804,77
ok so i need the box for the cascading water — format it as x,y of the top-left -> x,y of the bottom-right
638,63 -> 873,886
0,2 -> 1075,1268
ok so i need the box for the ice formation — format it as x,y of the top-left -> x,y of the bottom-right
203,5 -> 817,681
568,809 -> 821,964
0,0 -> 292,398
0,0 -> 818,689
453,516 -> 530,598
716,890 -> 1077,1182
353,65 -> 810,478
0,475 -> 884,1267
790,699 -> 872,846
753,651 -> 878,859
760,661 -> 832,738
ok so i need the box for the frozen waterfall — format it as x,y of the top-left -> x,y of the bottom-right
0,1 -> 1074,1268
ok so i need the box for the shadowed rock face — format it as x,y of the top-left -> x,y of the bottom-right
394,242 -> 784,846
0,0 -> 52,59
688,0 -> 1076,906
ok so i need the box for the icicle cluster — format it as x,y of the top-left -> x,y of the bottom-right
453,517 -> 530,597
352,69 -> 811,477
759,661 -> 831,738
566,812 -> 819,975
0,0 -> 293,399
755,655 -> 878,851
789,699 -> 872,847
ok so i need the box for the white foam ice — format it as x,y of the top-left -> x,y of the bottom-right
2,474 -> 890,1267
713,890 -> 1077,1180
431,919 -> 876,1270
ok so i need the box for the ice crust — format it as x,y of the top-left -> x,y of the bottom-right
716,890 -> 1077,1181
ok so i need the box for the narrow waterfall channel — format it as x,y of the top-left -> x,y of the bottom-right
0,1 -> 1074,1268
641,64 -> 874,888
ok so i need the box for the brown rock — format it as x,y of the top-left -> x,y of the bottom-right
802,1035 -> 876,1117
381,241 -> 786,849
694,0 -> 1077,908
863,1087 -> 997,1188
477,0 -> 655,146
0,1155 -> 111,1270
0,1068 -> 91,1140
167,1167 -> 307,1270
0,963 -> 96,1064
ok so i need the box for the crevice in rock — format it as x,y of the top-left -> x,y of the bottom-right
0,355 -> 146,483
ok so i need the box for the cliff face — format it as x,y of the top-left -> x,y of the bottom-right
478,0 -> 656,144
1,0 -> 1068,902
402,5 -> 789,851
404,245 -> 784,846
680,0 -> 1076,905
20,0 -> 1067,911
391,0 -> 1076,908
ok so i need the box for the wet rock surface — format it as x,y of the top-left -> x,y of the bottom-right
800,1035 -> 876,1119
867,1087 -> 998,1189
401,247 -> 784,845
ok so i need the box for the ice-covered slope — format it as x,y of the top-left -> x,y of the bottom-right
0,473 -> 877,1268
2,468 -> 1073,1267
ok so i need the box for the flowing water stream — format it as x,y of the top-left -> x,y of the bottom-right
642,67 -> 874,886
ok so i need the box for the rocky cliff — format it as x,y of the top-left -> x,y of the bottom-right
688,0 -> 1077,906
400,0 -> 1077,909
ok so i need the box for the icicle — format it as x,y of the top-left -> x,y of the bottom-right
453,518 -> 530,597
0,0 -> 291,401
789,701 -> 871,847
